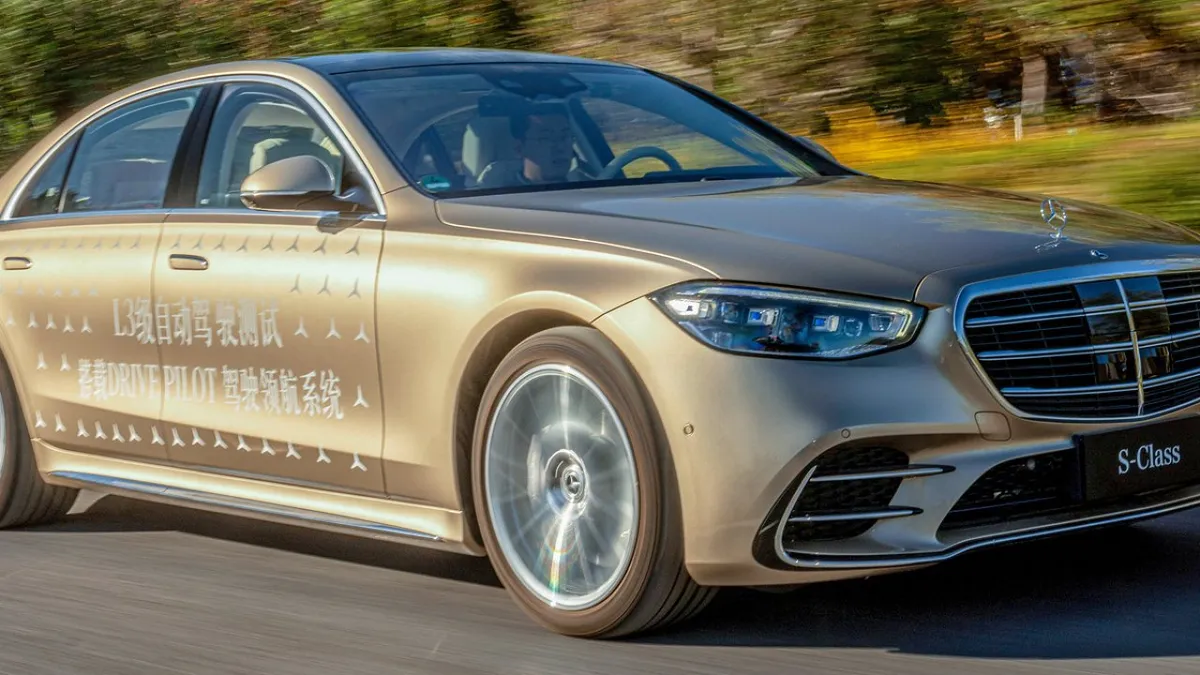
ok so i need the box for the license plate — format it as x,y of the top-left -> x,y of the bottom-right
1078,415 -> 1200,502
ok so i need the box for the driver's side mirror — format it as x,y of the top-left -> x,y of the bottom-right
240,155 -> 372,214
793,135 -> 838,163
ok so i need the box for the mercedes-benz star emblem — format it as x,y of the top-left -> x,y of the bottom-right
1041,197 -> 1068,228
1035,198 -> 1070,252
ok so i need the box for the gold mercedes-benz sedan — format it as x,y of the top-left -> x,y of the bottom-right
2,48 -> 1200,638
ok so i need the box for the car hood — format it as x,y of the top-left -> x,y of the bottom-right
435,175 -> 1200,304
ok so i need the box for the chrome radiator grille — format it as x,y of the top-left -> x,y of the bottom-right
961,269 -> 1200,421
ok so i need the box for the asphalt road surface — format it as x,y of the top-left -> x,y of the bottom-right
2,492 -> 1199,675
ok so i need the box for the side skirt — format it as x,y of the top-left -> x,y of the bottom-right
33,441 -> 482,556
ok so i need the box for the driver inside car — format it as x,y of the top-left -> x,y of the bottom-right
475,109 -> 590,189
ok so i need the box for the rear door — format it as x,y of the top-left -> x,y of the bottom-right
0,85 -> 206,461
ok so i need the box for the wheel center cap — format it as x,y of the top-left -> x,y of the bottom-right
561,466 -> 585,501
544,448 -> 588,506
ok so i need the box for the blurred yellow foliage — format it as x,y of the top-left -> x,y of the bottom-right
816,101 -> 1030,166
815,108 -> 1200,228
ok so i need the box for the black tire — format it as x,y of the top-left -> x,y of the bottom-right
471,326 -> 716,638
0,358 -> 78,529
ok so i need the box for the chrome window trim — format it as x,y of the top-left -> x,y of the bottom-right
0,209 -> 175,225
953,257 -> 1200,424
175,208 -> 387,220
0,208 -> 386,227
2,72 -> 389,222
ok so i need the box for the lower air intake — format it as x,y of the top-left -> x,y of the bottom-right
940,450 -> 1078,531
782,446 -> 926,544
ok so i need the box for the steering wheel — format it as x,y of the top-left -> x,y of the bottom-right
596,146 -> 683,180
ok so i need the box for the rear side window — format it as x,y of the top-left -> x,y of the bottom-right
12,135 -> 80,218
61,87 -> 202,213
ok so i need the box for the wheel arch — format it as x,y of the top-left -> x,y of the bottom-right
451,306 -> 594,549
0,316 -> 39,436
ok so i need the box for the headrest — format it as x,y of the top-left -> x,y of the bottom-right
462,116 -> 518,180
249,137 -> 339,178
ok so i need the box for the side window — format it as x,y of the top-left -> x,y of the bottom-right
12,134 -> 80,218
62,88 -> 202,213
195,84 -> 350,209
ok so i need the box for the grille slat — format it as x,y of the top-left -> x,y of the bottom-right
962,270 -> 1200,420
966,288 -> 1082,320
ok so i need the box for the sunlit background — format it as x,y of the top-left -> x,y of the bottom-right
1,0 -> 1197,226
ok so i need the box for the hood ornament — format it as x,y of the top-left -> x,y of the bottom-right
1035,198 -> 1069,252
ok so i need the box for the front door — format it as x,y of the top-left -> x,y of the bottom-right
153,81 -> 386,494
0,86 -> 204,463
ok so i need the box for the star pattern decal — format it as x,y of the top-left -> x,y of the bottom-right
23,229 -> 385,477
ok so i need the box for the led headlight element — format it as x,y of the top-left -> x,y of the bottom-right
650,282 -> 924,359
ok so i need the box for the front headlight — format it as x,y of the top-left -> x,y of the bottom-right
649,282 -> 924,359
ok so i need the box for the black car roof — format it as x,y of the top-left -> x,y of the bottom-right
284,48 -> 629,75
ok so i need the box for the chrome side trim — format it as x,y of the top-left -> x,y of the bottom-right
953,257 -> 1200,423
49,470 -> 443,543
788,507 -> 920,523
808,465 -> 951,483
2,72 -> 389,221
775,488 -> 1200,569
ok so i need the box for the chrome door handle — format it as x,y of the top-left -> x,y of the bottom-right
3,256 -> 32,270
168,254 -> 208,271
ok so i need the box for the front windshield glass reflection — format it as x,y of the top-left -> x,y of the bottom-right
336,63 -> 824,196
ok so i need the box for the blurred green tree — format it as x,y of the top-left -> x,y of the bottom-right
1,0 -> 1198,171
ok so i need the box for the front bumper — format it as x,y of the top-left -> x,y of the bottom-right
592,295 -> 1200,587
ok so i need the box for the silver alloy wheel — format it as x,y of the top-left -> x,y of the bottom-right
484,363 -> 640,610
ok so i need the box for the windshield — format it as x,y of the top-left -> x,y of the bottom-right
334,63 -> 828,197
